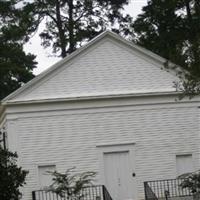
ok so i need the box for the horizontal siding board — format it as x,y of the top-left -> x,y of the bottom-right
12,104 -> 199,200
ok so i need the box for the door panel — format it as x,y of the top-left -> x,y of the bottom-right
103,151 -> 135,200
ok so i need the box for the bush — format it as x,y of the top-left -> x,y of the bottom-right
180,171 -> 200,200
48,168 -> 96,199
0,146 -> 28,200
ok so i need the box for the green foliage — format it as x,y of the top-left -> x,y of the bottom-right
22,0 -> 132,58
179,171 -> 200,199
0,146 -> 28,200
0,0 -> 37,100
48,168 -> 96,199
132,0 -> 200,97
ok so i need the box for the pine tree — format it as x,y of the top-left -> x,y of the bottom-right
23,0 -> 132,58
0,0 -> 37,100
132,0 -> 200,97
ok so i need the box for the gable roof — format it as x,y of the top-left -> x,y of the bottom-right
2,31 -> 182,105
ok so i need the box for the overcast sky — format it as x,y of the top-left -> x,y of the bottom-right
24,0 -> 148,75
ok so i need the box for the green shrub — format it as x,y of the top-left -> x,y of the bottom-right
48,167 -> 96,199
180,171 -> 200,200
0,146 -> 28,200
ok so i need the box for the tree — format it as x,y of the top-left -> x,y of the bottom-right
180,171 -> 200,200
0,0 -> 37,100
48,168 -> 96,199
132,0 -> 200,97
0,130 -> 28,200
23,0 -> 132,58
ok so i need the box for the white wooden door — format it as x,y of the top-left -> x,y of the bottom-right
103,151 -> 135,200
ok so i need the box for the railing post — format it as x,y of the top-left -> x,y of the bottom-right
32,191 -> 36,200
102,185 -> 106,200
3,131 -> 6,150
165,190 -> 169,200
144,182 -> 148,200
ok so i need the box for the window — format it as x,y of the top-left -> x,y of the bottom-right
176,154 -> 193,177
38,165 -> 56,188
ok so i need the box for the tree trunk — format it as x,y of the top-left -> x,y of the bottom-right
184,0 -> 192,21
55,0 -> 67,58
68,0 -> 75,54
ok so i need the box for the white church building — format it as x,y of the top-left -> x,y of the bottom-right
0,31 -> 199,200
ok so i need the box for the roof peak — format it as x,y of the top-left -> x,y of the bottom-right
2,30 -> 182,104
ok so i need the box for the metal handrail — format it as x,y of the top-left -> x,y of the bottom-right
102,185 -> 113,200
32,185 -> 113,200
144,182 -> 158,200
144,178 -> 193,200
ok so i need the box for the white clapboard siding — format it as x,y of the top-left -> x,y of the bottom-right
11,102 -> 199,200
2,32 -> 199,200
12,38 -> 177,102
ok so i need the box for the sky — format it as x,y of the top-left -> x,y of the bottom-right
24,0 -> 148,75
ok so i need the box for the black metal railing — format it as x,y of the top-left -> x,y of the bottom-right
144,179 -> 193,200
102,185 -> 112,200
32,185 -> 113,200
144,182 -> 158,200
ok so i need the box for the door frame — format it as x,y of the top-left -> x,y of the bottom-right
96,141 -> 137,199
